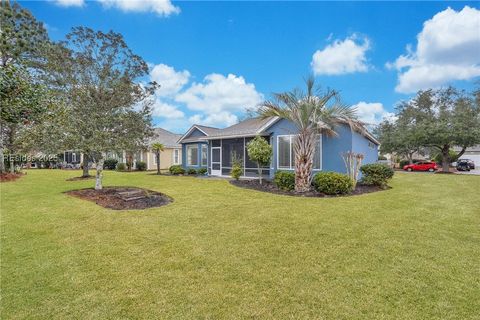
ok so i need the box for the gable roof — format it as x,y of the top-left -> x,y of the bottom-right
149,127 -> 182,148
203,117 -> 279,139
177,124 -> 222,143
177,116 -> 380,146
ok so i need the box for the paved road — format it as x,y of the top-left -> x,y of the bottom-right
455,168 -> 480,175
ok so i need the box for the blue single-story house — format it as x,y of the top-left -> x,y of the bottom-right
177,117 -> 379,179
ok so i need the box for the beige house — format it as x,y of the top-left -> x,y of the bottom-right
143,128 -> 182,171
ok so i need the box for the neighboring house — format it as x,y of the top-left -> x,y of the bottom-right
178,117 -> 379,178
144,128 -> 182,170
62,128 -> 182,171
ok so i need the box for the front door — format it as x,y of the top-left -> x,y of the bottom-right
211,147 -> 221,176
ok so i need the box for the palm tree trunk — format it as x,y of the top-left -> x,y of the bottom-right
156,153 -> 160,175
294,132 -> 315,193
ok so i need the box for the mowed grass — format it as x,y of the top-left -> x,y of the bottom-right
1,170 -> 479,319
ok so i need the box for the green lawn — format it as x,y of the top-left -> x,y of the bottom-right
1,170 -> 479,319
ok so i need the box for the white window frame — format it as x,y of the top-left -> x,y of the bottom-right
201,144 -> 208,166
276,134 -> 322,170
186,145 -> 198,166
173,149 -> 180,165
72,152 -> 77,163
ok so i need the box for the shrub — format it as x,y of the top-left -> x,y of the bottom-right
136,161 -> 147,171
312,172 -> 353,195
116,163 -> 126,171
169,165 -> 185,175
231,164 -> 242,180
104,158 -> 118,170
274,171 -> 295,191
378,155 -> 387,160
360,163 -> 394,188
197,168 -> 208,175
187,168 -> 197,175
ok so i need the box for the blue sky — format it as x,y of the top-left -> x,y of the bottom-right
22,1 -> 480,133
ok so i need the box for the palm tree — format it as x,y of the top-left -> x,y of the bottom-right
258,77 -> 360,192
151,143 -> 165,175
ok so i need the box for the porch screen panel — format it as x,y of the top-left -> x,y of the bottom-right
221,138 -> 244,168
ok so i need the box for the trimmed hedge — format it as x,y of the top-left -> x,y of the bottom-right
136,161 -> 147,171
273,171 -> 295,191
312,172 -> 353,195
197,168 -> 208,175
187,168 -> 197,175
169,165 -> 185,175
104,159 -> 118,170
360,163 -> 394,188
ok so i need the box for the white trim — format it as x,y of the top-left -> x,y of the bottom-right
211,146 -> 221,176
257,116 -> 280,133
177,125 -> 209,143
201,144 -> 208,166
173,149 -> 180,165
186,145 -> 199,166
276,134 -> 322,171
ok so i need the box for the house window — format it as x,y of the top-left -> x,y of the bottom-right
187,145 -> 198,166
201,145 -> 207,166
72,153 -> 77,163
277,135 -> 322,170
173,149 -> 180,165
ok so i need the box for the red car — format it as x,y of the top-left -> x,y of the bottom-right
403,161 -> 438,172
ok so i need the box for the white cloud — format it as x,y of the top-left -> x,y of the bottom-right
150,64 -> 190,97
176,73 -> 263,113
389,6 -> 480,93
98,0 -> 180,16
352,102 -> 395,125
188,112 -> 239,128
52,0 -> 84,7
151,100 -> 184,119
311,34 -> 371,75
148,70 -> 262,129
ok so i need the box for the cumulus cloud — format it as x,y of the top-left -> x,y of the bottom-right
311,34 -> 371,75
150,64 -> 190,97
151,100 -> 185,119
176,73 -> 263,113
98,0 -> 180,16
52,0 -> 84,7
188,112 -> 239,128
352,102 -> 395,125
388,6 -> 480,93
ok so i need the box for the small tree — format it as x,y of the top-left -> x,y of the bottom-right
231,151 -> 243,180
246,136 -> 272,185
48,27 -> 155,189
341,151 -> 364,189
151,143 -> 164,175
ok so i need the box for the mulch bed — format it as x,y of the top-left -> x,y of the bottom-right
66,175 -> 96,181
0,172 -> 24,183
230,179 -> 385,197
65,186 -> 172,210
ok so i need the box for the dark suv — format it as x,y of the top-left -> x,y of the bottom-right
456,159 -> 473,171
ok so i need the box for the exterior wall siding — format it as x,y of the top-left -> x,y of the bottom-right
146,148 -> 182,171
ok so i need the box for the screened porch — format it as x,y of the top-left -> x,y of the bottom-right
210,137 -> 270,178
